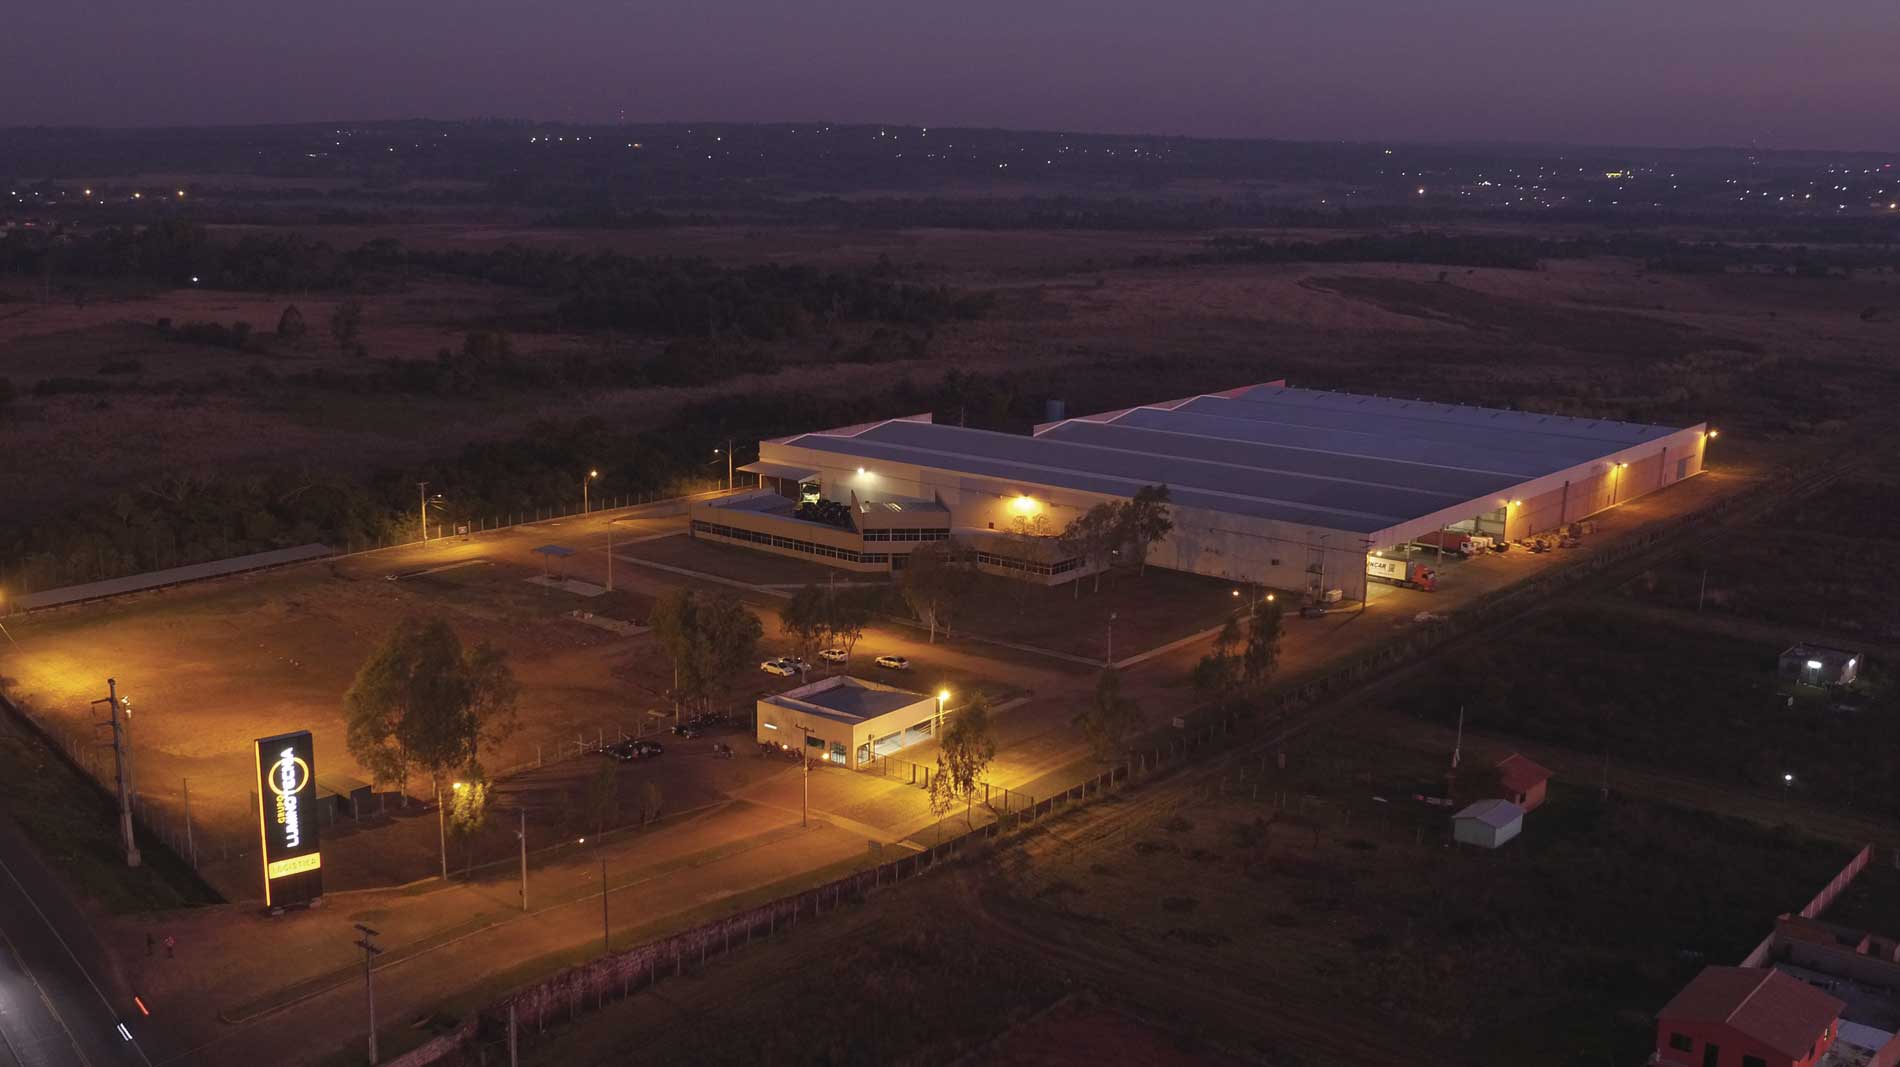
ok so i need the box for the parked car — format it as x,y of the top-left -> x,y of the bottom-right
785,657 -> 812,674
671,723 -> 700,739
874,654 -> 910,671
633,739 -> 664,757
818,648 -> 848,664
605,739 -> 640,762
760,659 -> 799,676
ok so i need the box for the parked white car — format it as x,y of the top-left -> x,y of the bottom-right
759,659 -> 799,677
818,648 -> 848,664
874,654 -> 911,671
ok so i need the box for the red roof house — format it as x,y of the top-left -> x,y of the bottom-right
1495,753 -> 1553,812
1656,966 -> 1845,1067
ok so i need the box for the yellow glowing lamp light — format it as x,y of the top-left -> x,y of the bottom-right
1510,499 -> 1523,508
1707,429 -> 1720,440
1010,495 -> 1038,515
937,689 -> 950,703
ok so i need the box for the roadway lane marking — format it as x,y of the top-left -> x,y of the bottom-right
0,853 -> 149,1067
0,919 -> 90,1067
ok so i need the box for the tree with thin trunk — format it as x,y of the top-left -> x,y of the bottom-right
585,760 -> 619,837
1192,617 -> 1244,700
640,781 -> 664,827
691,592 -> 764,711
778,584 -> 828,664
445,764 -> 491,875
1076,667 -> 1140,763
899,538 -> 971,643
329,298 -> 363,353
343,616 -> 520,826
1119,485 -> 1173,576
1059,502 -> 1123,595
648,588 -> 698,700
1240,599 -> 1285,691
824,586 -> 874,666
928,692 -> 996,827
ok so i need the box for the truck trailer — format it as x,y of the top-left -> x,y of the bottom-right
1366,554 -> 1438,591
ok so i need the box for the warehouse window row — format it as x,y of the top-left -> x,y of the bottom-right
862,528 -> 951,542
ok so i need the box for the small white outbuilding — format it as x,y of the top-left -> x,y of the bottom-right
1452,798 -> 1524,849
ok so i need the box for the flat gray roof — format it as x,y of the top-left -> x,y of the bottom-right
762,677 -> 928,725
775,383 -> 1692,535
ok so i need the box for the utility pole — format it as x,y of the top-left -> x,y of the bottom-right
417,482 -> 429,542
794,724 -> 813,827
353,924 -> 383,1066
1697,569 -> 1708,612
1105,612 -> 1117,667
517,809 -> 529,911
599,856 -> 610,952
91,679 -> 139,867
606,519 -> 615,593
725,438 -> 734,491
584,469 -> 598,514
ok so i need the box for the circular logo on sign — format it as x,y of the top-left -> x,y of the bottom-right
268,756 -> 311,798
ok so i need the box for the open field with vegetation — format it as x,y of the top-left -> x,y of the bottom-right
494,701 -> 1859,1067
1388,604 -> 1900,817
6,206 -> 1898,598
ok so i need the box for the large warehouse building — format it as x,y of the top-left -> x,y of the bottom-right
692,381 -> 1709,602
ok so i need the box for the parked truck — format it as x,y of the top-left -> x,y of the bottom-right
1366,554 -> 1438,591
1410,530 -> 1493,556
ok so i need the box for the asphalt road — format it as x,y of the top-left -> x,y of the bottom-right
0,819 -> 152,1067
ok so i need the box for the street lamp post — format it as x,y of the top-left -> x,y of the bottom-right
936,689 -> 950,737
583,469 -> 599,514
517,809 -> 529,912
437,779 -> 466,882
599,855 -> 609,951
793,724 -> 814,827
1106,612 -> 1117,667
1783,772 -> 1795,807
606,518 -> 615,593
712,440 -> 735,491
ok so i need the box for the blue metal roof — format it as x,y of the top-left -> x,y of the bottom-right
776,385 -> 1691,536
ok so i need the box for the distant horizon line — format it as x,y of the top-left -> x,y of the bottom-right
1,117 -> 1892,160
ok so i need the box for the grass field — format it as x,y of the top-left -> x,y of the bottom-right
0,709 -> 216,913
497,699 -> 1860,1067
1387,604 -> 1900,818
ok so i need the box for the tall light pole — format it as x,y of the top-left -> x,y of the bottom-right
353,925 -> 383,1066
584,469 -> 599,514
1610,462 -> 1627,506
605,519 -> 615,593
517,809 -> 529,911
936,689 -> 950,737
793,724 -> 814,827
1106,612 -> 1118,667
438,779 -> 466,881
1783,772 -> 1794,808
712,440 -> 734,491
91,679 -> 139,867
417,481 -> 429,542
579,839 -> 608,951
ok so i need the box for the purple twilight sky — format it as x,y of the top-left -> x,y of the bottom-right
4,0 -> 1896,150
